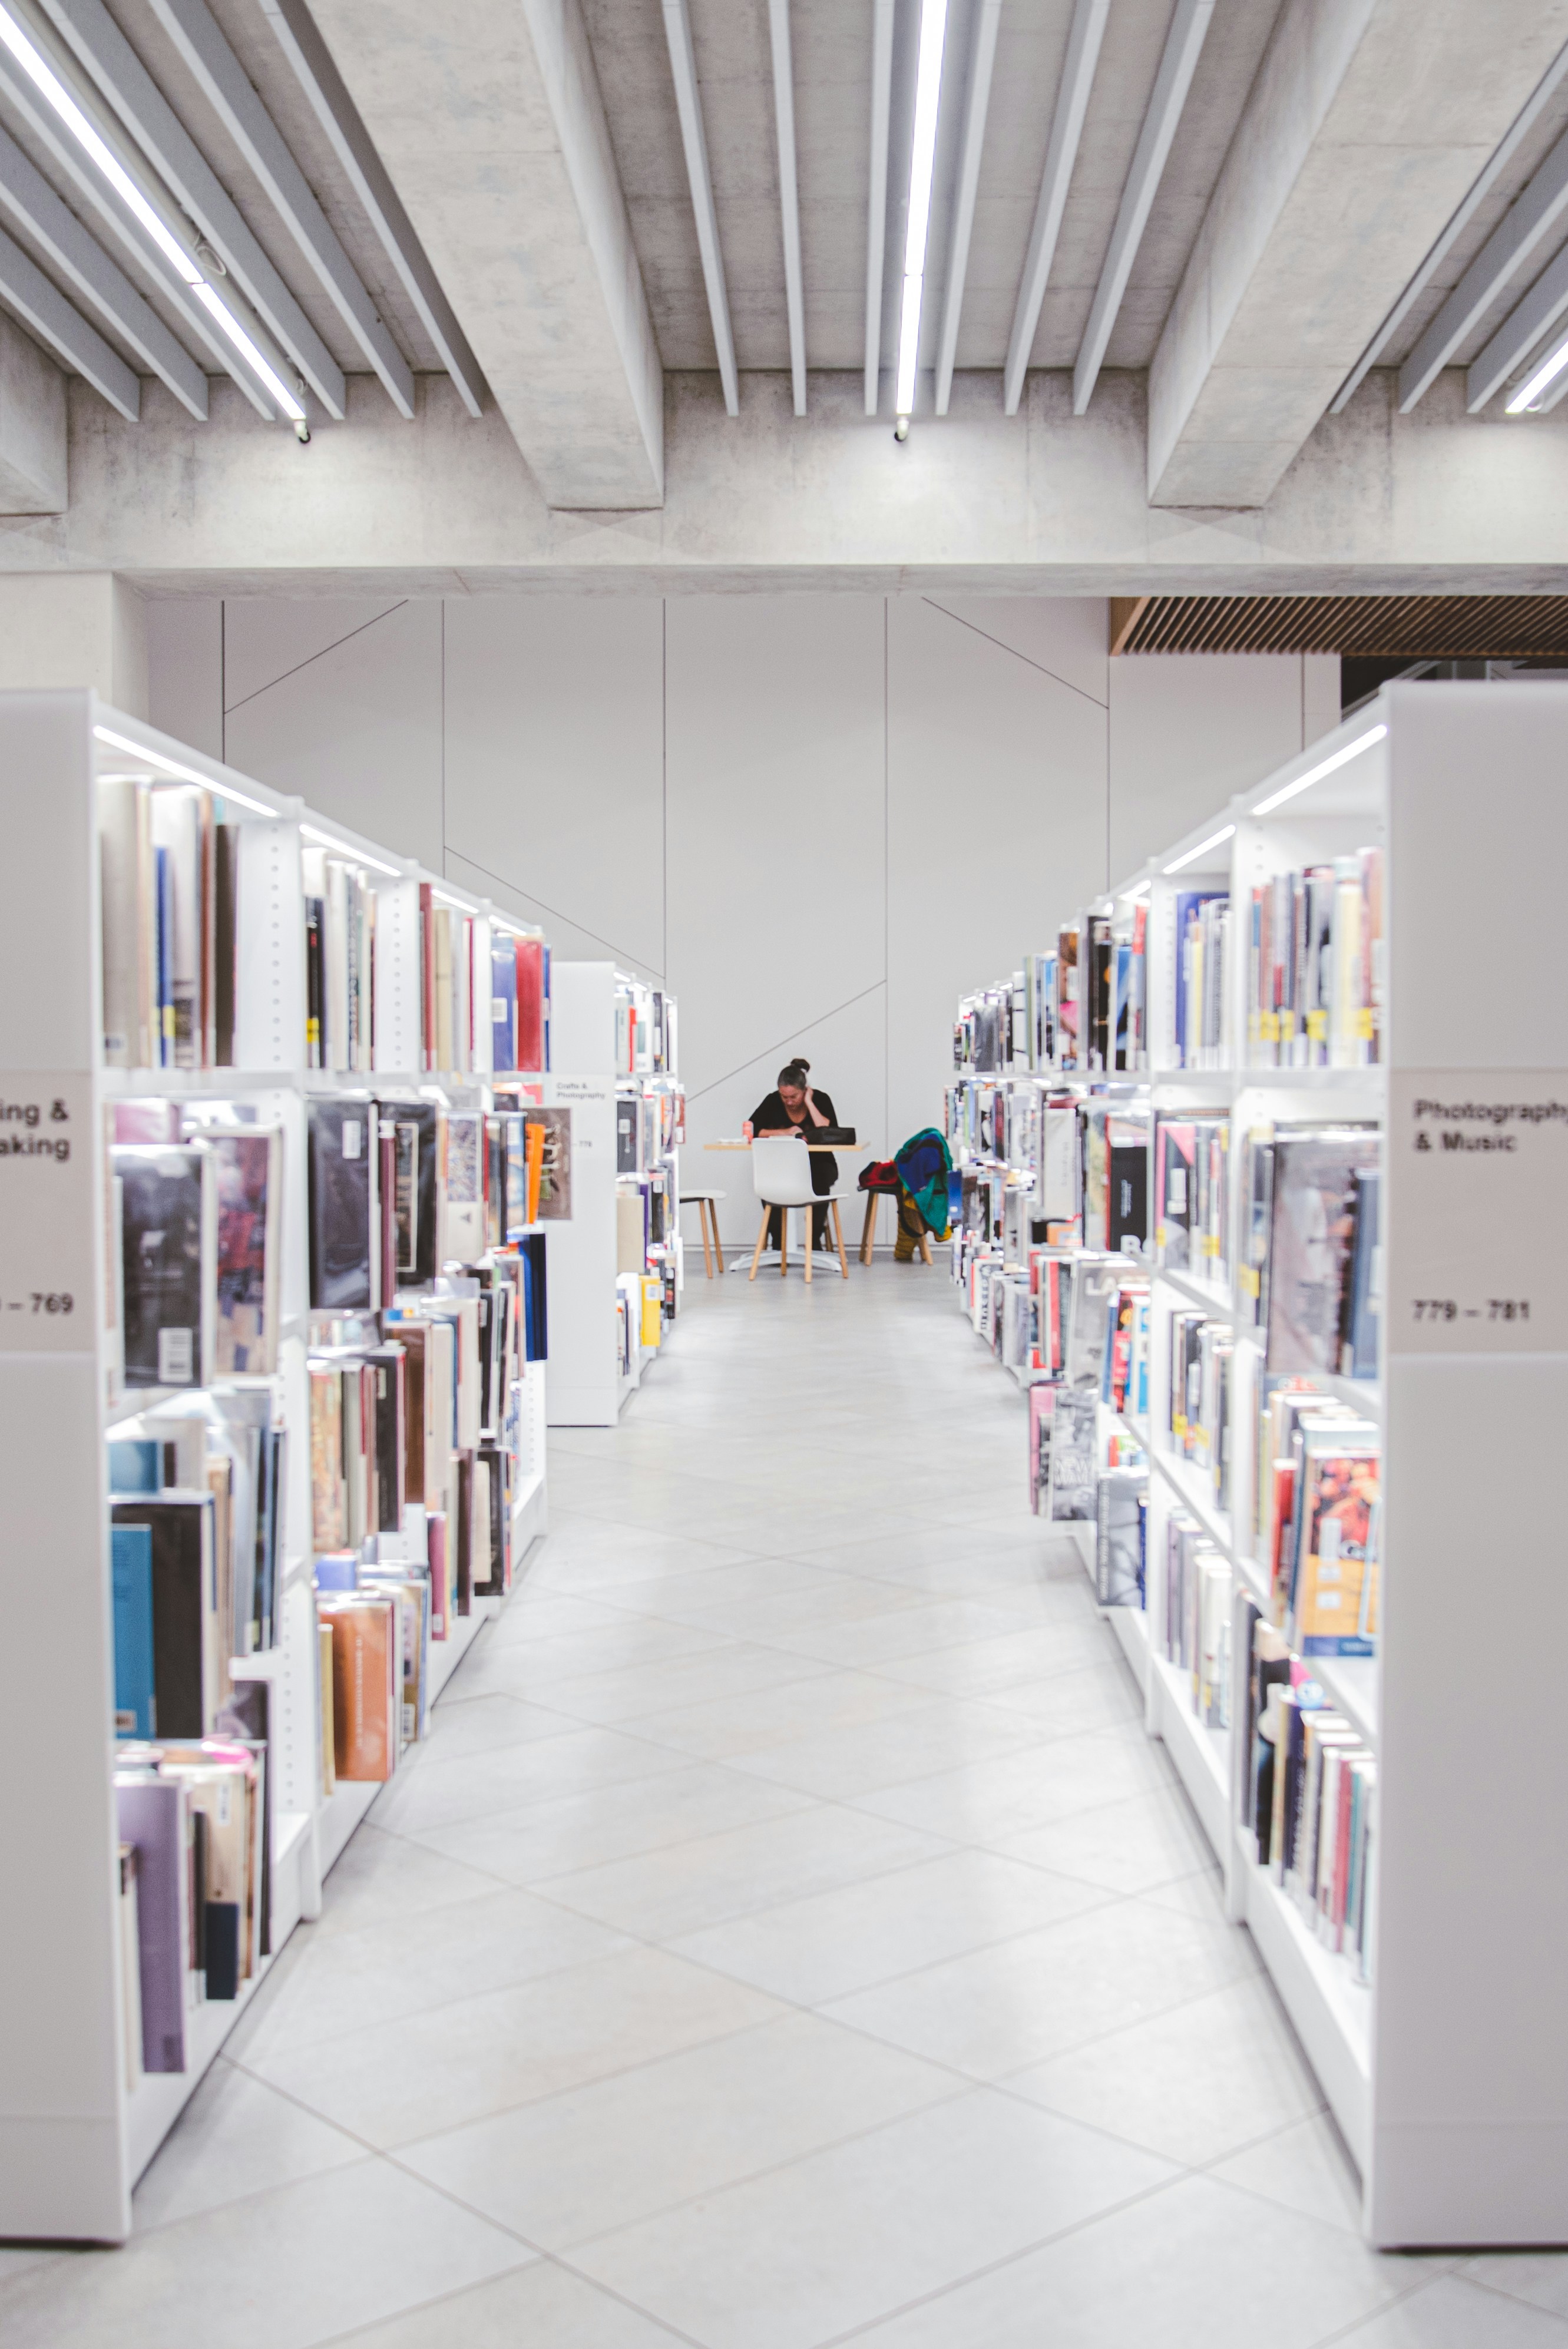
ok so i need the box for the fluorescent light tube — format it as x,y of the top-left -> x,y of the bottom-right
1120,879 -> 1152,901
1507,335 -> 1568,413
894,0 -> 948,419
1250,723 -> 1387,816
191,284 -> 306,421
300,823 -> 401,877
94,724 -> 276,815
1163,823 -> 1235,876
0,2 -> 304,422
430,887 -> 478,913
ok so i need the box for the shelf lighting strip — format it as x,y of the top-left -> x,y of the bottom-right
0,0 -> 304,419
1250,722 -> 1387,816
299,822 -> 401,878
93,724 -> 274,815
1163,822 -> 1235,875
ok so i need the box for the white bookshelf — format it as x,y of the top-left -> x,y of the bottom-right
948,681 -> 1568,2248
0,692 -> 550,2244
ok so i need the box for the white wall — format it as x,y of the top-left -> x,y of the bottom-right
147,591 -> 1338,1244
0,573 -> 148,714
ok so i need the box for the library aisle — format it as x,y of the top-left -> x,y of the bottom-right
5,1268 -> 1563,2348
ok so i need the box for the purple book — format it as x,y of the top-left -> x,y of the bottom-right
115,1779 -> 188,2074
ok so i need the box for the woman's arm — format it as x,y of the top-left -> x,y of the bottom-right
803,1087 -> 831,1129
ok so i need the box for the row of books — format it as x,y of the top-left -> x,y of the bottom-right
97,778 -> 551,1075
1243,1605 -> 1375,1979
115,1729 -> 267,2076
1167,1309 -> 1235,1510
1155,1113 -> 1230,1285
1162,1510 -> 1230,1728
1173,891 -> 1230,1071
616,1087 -> 686,1175
107,1093 -> 554,1394
1245,851 -> 1382,1069
111,1401 -> 286,1743
1257,1382 -> 1380,1654
303,855 -> 549,1078
616,978 -> 676,1077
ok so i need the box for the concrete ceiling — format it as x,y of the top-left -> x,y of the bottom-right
1,0 -> 1568,534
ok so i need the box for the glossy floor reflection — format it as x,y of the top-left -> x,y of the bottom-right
4,1259 -> 1562,2346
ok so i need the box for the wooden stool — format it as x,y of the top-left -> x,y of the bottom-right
858,1189 -> 932,1264
679,1189 -> 726,1278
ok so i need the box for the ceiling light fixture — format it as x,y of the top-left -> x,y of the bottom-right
1120,879 -> 1152,901
1506,334 -> 1568,412
1163,823 -> 1235,876
1251,723 -> 1387,815
0,1 -> 304,421
894,0 -> 947,436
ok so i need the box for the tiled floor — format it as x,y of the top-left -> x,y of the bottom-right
6,1260 -> 1567,2345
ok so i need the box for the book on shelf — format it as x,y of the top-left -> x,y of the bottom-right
1265,1127 -> 1381,1377
1048,1387 -> 1098,1520
114,1143 -> 216,1390
1246,848 -> 1382,1069
1173,889 -> 1229,1070
1096,1468 -> 1146,1607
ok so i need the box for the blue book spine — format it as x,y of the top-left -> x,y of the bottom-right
155,844 -> 173,1068
108,1437 -> 160,1494
112,1524 -> 155,1738
490,940 -> 517,1071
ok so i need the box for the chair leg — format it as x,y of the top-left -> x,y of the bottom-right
710,1202 -> 725,1275
831,1199 -> 850,1279
749,1206 -> 771,1281
779,1212 -> 788,1276
859,1192 -> 876,1264
697,1200 -> 714,1280
919,1230 -> 933,1265
804,1205 -> 813,1283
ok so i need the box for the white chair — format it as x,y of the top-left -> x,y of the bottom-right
747,1134 -> 850,1282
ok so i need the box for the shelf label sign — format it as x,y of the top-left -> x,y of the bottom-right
0,1071 -> 95,1352
1388,1070 -> 1568,1354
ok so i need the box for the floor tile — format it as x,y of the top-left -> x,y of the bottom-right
823,1895 -> 1258,2077
131,2058 -> 363,2230
571,2087 -> 1176,2349
292,1824 -> 503,1944
1461,2253 -> 1568,2324
845,2171 -> 1435,2349
536,1802 -> 953,1941
368,1722 -> 689,1835
1326,2275 -> 1568,2344
725,1695 -> 1051,1799
408,1761 -> 813,1886
317,2262 -> 693,2348
246,1946 -> 786,2148
394,1689 -> 585,1757
851,1722 -> 1177,1847
627,1666 -> 934,1762
228,1886 -> 633,2063
756,1597 -> 1037,1669
399,2011 -> 960,2248
996,1778 -> 1216,1894
1208,2109 -> 1366,2232
1004,1971 -> 1324,2165
534,1640 -> 832,1727
670,1847 -> 1114,2006
0,2161 -> 528,2349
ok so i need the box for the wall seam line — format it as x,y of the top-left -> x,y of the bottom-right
222,600 -> 409,716
922,597 -> 1109,709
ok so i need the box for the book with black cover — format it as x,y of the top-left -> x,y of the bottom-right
114,1143 -> 214,1389
111,1493 -> 215,1737
617,1097 -> 639,1174
211,1127 -> 279,1375
1049,1386 -> 1098,1520
307,1096 -> 373,1311
1108,1120 -> 1149,1256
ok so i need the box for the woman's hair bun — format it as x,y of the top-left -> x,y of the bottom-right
793,1058 -> 810,1074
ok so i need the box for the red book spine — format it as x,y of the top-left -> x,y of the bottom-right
515,938 -> 544,1073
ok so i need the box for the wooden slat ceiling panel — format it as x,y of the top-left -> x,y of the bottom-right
1120,595 -> 1568,656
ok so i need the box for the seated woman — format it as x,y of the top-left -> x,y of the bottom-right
746,1058 -> 838,1255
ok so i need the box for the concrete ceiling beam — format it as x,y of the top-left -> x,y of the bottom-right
934,0 -> 1001,419
661,0 -> 736,419
308,0 -> 664,508
1147,0 -> 1568,510
0,213 -> 137,419
0,309 -> 66,513
863,0 -> 894,416
27,366 -> 1568,592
